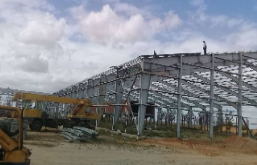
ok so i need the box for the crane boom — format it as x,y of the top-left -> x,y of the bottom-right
12,92 -> 98,131
13,93 -> 90,105
13,92 -> 94,116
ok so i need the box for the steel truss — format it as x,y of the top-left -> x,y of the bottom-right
50,51 -> 257,138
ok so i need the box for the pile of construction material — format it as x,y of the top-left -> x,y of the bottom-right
60,126 -> 98,142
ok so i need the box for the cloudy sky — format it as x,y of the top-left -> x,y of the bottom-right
0,0 -> 257,93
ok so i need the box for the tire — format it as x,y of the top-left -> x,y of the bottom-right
63,122 -> 75,128
78,121 -> 86,127
29,124 -> 33,131
31,120 -> 42,132
70,122 -> 76,128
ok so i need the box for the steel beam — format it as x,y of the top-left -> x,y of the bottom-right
238,54 -> 243,136
177,55 -> 182,138
181,97 -> 206,110
148,92 -> 189,109
215,56 -> 257,74
189,73 -> 238,109
209,54 -> 214,138
218,71 -> 257,92
161,95 -> 191,109
128,85 -> 184,109
156,81 -> 204,107
158,79 -> 222,109
191,73 -> 257,106
54,51 -> 257,95
149,86 -> 192,109
163,80 -> 223,109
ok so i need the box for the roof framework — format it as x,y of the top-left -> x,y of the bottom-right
52,51 -> 257,137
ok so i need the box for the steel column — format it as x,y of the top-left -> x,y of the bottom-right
209,53 -> 214,138
167,109 -> 170,126
154,107 -> 157,128
177,55 -> 182,138
96,75 -> 107,127
71,86 -> 77,98
83,83 -> 88,99
203,108 -> 206,131
218,108 -> 223,132
112,69 -> 124,130
78,84 -> 84,99
189,107 -> 193,128
137,73 -> 151,135
112,82 -> 123,130
238,53 -> 243,136
157,108 -> 161,127
86,80 -> 94,112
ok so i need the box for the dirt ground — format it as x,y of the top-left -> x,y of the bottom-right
24,130 -> 257,165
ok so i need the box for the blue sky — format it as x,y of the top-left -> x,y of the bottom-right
0,0 -> 256,92
48,0 -> 257,41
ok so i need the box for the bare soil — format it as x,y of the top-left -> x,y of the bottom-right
24,130 -> 257,165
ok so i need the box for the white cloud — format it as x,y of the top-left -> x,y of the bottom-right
113,2 -> 152,18
80,5 -> 146,44
0,0 -> 55,26
225,24 -> 257,50
0,0 -> 54,11
191,0 -> 206,9
189,0 -> 245,29
19,14 -> 66,46
0,0 -> 256,94
17,56 -> 49,73
68,5 -> 87,20
102,0 -> 120,3
78,5 -> 181,44
190,0 -> 207,22
163,11 -> 181,29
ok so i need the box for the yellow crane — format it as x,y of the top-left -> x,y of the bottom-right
0,106 -> 31,165
13,93 -> 99,131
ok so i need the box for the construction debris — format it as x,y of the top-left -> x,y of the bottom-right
60,126 -> 98,142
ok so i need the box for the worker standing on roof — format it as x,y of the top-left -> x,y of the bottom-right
203,41 -> 207,55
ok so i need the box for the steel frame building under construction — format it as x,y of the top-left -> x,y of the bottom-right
49,51 -> 257,138
2,51 -> 257,138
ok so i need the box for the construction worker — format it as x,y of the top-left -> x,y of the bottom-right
203,41 -> 207,55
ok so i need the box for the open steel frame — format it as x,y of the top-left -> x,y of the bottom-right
52,51 -> 257,138
2,51 -> 257,138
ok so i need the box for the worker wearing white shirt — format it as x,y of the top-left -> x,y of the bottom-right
203,41 -> 207,55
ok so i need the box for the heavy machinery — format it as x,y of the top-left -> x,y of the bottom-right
0,106 -> 31,165
13,93 -> 99,131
